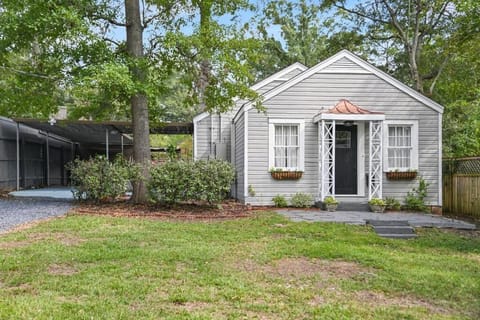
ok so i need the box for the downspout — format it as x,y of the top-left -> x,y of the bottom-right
16,123 -> 20,191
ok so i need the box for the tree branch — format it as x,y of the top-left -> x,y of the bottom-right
427,55 -> 450,95
380,0 -> 407,44
333,4 -> 390,25
90,13 -> 127,27
0,65 -> 55,80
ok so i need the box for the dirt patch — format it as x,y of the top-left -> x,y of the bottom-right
352,290 -> 452,314
4,283 -> 36,294
0,232 -> 85,250
72,200 -> 252,221
47,263 -> 78,276
238,257 -> 370,281
439,228 -> 480,238
308,289 -> 452,315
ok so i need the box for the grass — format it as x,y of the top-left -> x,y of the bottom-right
0,212 -> 479,319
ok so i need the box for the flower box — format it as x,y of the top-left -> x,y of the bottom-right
386,171 -> 417,180
270,171 -> 303,180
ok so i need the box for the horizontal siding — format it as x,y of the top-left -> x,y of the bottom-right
195,116 -> 211,160
257,80 -> 286,94
282,68 -> 303,79
246,71 -> 441,206
320,57 -> 370,73
235,114 -> 245,201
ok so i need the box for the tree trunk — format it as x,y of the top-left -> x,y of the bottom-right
125,0 -> 151,203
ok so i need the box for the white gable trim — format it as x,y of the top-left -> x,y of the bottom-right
193,62 -> 308,125
243,50 -> 444,114
250,62 -> 308,91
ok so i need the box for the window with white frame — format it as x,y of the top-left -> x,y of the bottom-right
269,119 -> 305,171
384,121 -> 418,171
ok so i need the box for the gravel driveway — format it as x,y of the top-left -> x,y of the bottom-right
0,198 -> 72,233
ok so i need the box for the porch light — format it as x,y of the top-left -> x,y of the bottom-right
343,120 -> 354,127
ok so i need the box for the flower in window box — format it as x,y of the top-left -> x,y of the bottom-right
269,167 -> 303,180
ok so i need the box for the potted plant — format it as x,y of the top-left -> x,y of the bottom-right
269,167 -> 303,180
323,196 -> 339,212
369,198 -> 387,213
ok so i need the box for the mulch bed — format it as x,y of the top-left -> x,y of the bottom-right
72,200 -> 256,220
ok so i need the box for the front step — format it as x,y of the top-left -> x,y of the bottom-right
367,220 -> 417,239
337,202 -> 369,211
315,201 -> 369,211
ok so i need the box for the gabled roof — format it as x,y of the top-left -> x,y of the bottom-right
193,62 -> 308,123
242,50 -> 444,114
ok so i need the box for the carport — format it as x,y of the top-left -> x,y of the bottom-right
2,118 -> 192,191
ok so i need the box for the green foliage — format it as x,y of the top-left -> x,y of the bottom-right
165,144 -> 178,161
290,192 -> 313,208
67,155 -> 140,202
272,195 -> 288,207
323,195 -> 338,205
405,178 -> 430,212
149,160 -> 235,205
443,98 -> 480,157
248,185 -> 256,197
385,197 -> 401,211
368,198 -> 386,206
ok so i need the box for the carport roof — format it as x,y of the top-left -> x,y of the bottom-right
14,118 -> 193,145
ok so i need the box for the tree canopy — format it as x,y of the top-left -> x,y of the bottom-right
0,0 -> 478,160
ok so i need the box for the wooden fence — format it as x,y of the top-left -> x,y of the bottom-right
443,157 -> 480,219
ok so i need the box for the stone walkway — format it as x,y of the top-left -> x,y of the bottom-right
277,209 -> 477,230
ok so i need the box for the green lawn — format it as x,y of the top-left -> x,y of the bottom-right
0,212 -> 479,319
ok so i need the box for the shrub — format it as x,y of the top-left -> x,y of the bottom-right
148,160 -> 235,205
290,192 -> 313,208
405,177 -> 429,212
272,195 -> 288,207
385,197 -> 401,210
67,155 -> 140,202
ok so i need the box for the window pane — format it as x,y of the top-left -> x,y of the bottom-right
274,124 -> 300,169
387,125 -> 413,169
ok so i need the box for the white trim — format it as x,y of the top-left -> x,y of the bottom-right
268,119 -> 305,171
383,120 -> 419,172
243,50 -> 444,114
193,117 -> 198,160
357,123 -> 366,196
314,113 -> 385,122
243,110 -> 249,199
438,113 -> 443,206
250,62 -> 308,91
193,111 -> 210,123
194,62 -> 308,125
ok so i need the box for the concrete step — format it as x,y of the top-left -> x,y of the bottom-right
373,226 -> 416,234
379,233 -> 417,239
367,219 -> 417,239
337,202 -> 369,211
367,220 -> 410,226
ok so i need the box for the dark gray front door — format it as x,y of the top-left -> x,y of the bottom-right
335,124 -> 357,194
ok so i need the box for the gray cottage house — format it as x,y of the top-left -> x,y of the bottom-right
193,50 -> 443,210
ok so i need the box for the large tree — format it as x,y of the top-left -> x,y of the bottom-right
322,0 -> 474,96
0,0 -> 261,202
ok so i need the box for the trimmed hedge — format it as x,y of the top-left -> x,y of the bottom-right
149,160 -> 235,204
67,155 -> 140,202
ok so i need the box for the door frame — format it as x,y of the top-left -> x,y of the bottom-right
333,122 -> 365,196
356,122 -> 365,197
